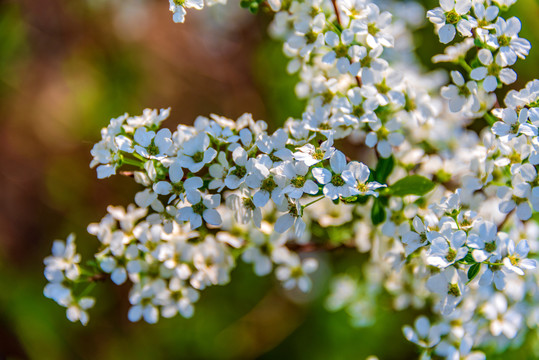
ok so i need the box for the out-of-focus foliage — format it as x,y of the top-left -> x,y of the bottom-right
1,0 -> 539,358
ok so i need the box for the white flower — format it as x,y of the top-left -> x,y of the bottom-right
275,255 -> 318,292
153,158 -> 187,203
245,159 -> 283,207
482,293 -> 521,338
134,128 -> 172,160
226,191 -> 262,228
426,267 -> 466,315
66,297 -> 95,326
322,30 -> 355,74
403,316 -> 447,348
160,278 -> 199,319
177,193 -> 222,230
242,230 -> 286,276
441,71 -> 479,113
128,280 -> 166,324
491,108 -> 537,140
224,147 -> 253,190
473,3 -> 498,31
401,216 -> 432,256
169,0 -> 203,24
279,161 -> 319,199
341,161 -> 385,197
497,183 -> 532,221
488,17 -> 531,66
503,239 -> 536,275
286,13 -> 326,58
364,118 -> 404,158
427,0 -> 475,44
275,200 -> 306,237
426,230 -> 468,268
293,137 -> 335,167
350,4 -> 394,48
470,49 -> 517,92
432,38 -> 474,63
44,234 -> 81,283
312,151 -> 356,200
178,133 -> 217,173
467,220 -> 499,262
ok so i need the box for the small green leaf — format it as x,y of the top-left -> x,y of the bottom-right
462,252 -> 475,264
467,263 -> 481,283
389,175 -> 435,197
371,198 -> 386,225
374,155 -> 394,183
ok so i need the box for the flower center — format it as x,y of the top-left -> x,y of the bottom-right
367,23 -> 379,36
147,144 -> 160,156
192,151 -> 204,163
305,31 -> 318,44
312,149 -> 325,160
509,255 -> 520,266
375,79 -> 390,94
360,56 -> 372,68
291,175 -> 306,188
404,94 -> 416,112
357,182 -> 368,193
445,10 -> 460,25
498,35 -> 511,47
331,174 -> 345,186
172,182 -> 184,194
261,176 -> 277,192
447,283 -> 461,297
335,44 -> 348,58
243,197 -> 256,211
231,166 -> 247,178
353,104 -> 365,118
487,63 -> 501,76
485,241 -> 497,252
509,151 -> 521,164
445,248 -> 457,262
192,202 -> 205,215
458,85 -> 471,97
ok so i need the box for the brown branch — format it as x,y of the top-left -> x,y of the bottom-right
330,0 -> 362,87
88,273 -> 108,282
331,0 -> 343,26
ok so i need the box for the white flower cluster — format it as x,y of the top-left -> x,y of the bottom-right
43,234 -> 96,325
48,105 -> 387,324
428,0 -> 531,114
45,0 -> 539,358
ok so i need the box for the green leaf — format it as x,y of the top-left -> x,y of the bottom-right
389,175 -> 435,197
462,252 -> 475,264
467,263 -> 481,283
371,198 -> 386,225
374,155 -> 394,183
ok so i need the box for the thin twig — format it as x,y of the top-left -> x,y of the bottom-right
330,0 -> 362,87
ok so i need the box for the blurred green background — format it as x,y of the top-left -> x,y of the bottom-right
0,0 -> 538,358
